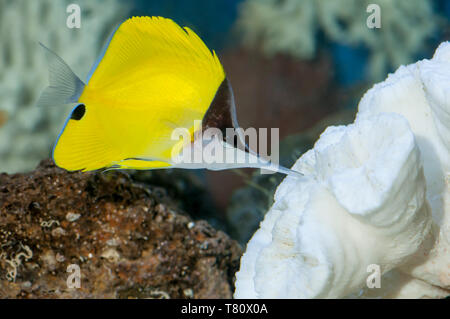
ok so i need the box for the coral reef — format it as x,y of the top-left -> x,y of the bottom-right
226,109 -> 354,244
0,160 -> 241,298
0,0 -> 130,173
130,169 -> 227,232
234,42 -> 450,299
237,0 -> 436,80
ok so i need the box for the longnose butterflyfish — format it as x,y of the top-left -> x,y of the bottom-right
37,16 -> 301,177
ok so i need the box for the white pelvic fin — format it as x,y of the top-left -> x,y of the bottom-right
36,43 -> 85,108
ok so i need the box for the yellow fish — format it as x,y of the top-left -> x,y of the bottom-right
37,16 -> 301,177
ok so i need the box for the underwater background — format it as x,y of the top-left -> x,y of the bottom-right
0,0 -> 449,245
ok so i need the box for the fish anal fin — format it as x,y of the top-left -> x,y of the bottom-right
115,159 -> 171,170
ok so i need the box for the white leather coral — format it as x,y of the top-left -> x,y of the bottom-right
234,42 -> 450,299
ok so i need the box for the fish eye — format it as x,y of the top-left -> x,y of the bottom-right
71,104 -> 86,120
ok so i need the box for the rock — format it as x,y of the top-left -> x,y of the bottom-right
0,159 -> 241,298
129,169 -> 228,232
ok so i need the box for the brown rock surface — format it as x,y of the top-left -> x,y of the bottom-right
0,160 -> 241,298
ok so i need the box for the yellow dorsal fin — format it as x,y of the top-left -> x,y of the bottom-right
83,16 -> 225,108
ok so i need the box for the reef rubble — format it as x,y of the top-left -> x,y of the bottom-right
0,159 -> 241,298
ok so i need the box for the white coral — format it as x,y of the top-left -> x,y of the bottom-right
234,42 -> 450,299
0,0 -> 129,173
237,0 -> 436,80
357,42 -> 450,295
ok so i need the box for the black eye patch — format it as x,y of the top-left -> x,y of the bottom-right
71,104 -> 86,120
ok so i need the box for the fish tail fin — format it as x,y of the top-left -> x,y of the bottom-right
36,42 -> 85,108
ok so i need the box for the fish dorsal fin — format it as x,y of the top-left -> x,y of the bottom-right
36,43 -> 85,108
84,17 -> 225,111
85,24 -> 120,84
